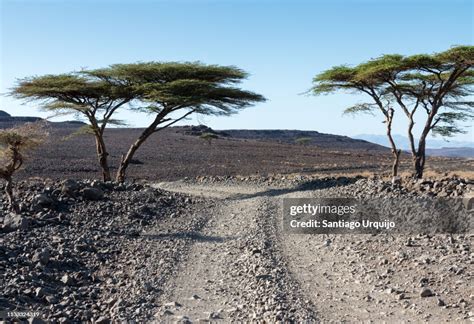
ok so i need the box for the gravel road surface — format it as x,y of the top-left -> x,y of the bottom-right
152,180 -> 472,323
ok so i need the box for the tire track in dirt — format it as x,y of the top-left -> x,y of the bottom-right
151,181 -> 316,323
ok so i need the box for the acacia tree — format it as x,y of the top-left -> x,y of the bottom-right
312,46 -> 473,178
0,122 -> 48,212
311,64 -> 402,176
90,62 -> 266,182
11,62 -> 264,182
346,46 -> 473,178
12,71 -> 136,181
378,47 -> 473,178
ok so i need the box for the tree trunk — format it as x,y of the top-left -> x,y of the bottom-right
413,109 -> 435,179
413,138 -> 427,179
115,108 -> 193,182
407,114 -> 417,158
87,115 -> 112,182
392,149 -> 401,177
116,125 -> 156,183
5,176 -> 18,213
94,134 -> 111,182
414,155 -> 424,179
386,108 -> 400,177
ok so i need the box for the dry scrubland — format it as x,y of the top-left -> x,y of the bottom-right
1,36 -> 472,324
1,125 -> 473,322
17,126 -> 473,182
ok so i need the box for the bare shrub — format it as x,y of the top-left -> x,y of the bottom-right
0,122 -> 49,212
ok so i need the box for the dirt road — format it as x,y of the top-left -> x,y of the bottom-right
152,181 -> 473,323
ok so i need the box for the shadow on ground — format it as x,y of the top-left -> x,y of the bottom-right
229,176 -> 362,200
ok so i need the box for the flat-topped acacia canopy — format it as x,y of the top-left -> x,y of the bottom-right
12,61 -> 265,182
311,45 -> 473,178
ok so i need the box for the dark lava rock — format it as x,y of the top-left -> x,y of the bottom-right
2,213 -> 30,232
33,193 -> 54,208
81,187 -> 104,201
61,179 -> 80,196
32,248 -> 50,265
0,178 -> 204,322
420,288 -> 435,297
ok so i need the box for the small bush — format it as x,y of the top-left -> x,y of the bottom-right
295,137 -> 312,146
0,122 -> 48,212
200,132 -> 219,145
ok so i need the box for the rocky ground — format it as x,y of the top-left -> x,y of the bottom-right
276,177 -> 473,323
1,179 -> 212,322
11,125 -> 473,182
153,177 -> 473,323
151,183 -> 316,323
191,173 -> 474,198
1,175 -> 473,323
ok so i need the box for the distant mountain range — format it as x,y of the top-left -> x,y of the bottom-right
0,110 -> 471,157
177,125 -> 389,151
180,127 -> 473,157
354,134 -> 473,149
354,134 -> 473,158
425,147 -> 474,158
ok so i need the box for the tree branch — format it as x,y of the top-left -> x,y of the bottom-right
153,109 -> 197,133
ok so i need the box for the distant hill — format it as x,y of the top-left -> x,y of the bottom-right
0,110 -> 85,129
0,110 -> 42,125
355,134 -> 473,149
0,111 -> 12,118
425,147 -> 474,158
176,125 -> 388,151
354,134 -> 473,158
2,112 -> 468,157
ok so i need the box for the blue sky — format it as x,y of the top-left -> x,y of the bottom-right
0,0 -> 472,142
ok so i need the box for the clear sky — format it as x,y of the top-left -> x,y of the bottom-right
0,0 -> 472,142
